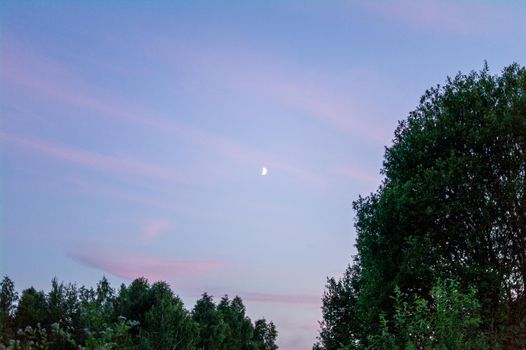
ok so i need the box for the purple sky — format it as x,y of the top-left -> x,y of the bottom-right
1,1 -> 525,348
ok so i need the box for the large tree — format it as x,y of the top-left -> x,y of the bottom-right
316,63 -> 526,349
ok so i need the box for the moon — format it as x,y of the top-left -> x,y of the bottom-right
261,167 -> 268,176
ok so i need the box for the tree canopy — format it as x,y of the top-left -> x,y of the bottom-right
0,276 -> 278,350
315,63 -> 526,349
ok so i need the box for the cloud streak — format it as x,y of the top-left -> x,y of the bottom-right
68,249 -> 221,281
4,133 -> 187,184
235,72 -> 389,143
239,291 -> 321,306
1,37 -> 326,188
150,38 -> 390,143
358,0 -> 524,37
142,220 -> 171,240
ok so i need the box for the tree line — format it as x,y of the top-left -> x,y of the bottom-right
0,276 -> 278,350
315,63 -> 526,349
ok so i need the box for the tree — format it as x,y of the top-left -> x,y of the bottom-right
0,277 -> 18,341
314,265 -> 361,350
254,319 -> 278,350
115,277 -> 153,330
141,281 -> 197,350
79,278 -> 117,346
1,276 -> 278,349
95,277 -> 114,307
316,63 -> 526,349
14,288 -> 48,330
82,317 -> 137,350
368,279 -> 489,350
46,278 -> 65,327
217,295 -> 255,350
192,293 -> 225,350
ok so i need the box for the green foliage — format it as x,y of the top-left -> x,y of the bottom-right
217,295 -> 255,349
316,63 -> 526,349
82,317 -> 137,350
1,324 -> 52,350
0,277 -> 278,350
0,323 -> 76,350
0,277 -> 18,341
115,277 -> 152,331
140,282 -> 197,350
192,293 -> 226,349
368,279 -> 490,350
253,319 -> 278,350
14,289 -> 47,331
314,265 -> 361,350
0,277 -> 18,319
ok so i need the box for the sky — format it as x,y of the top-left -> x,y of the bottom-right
1,1 -> 525,348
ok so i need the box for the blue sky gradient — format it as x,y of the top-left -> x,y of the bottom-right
1,1 -> 526,348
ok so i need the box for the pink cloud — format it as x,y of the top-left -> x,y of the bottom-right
1,37 -> 325,188
151,39 -> 390,143
160,36 -> 393,143
3,34 -> 386,162
237,74 -> 389,144
68,249 -> 221,282
4,133 -> 187,184
359,1 -> 521,37
142,220 -> 171,240
238,291 -> 321,306
1,42 -> 181,135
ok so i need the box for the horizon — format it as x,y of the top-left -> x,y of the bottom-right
1,1 -> 526,348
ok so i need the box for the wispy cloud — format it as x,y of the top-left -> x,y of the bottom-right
1,37 -> 326,188
151,38 -> 390,143
358,0 -> 524,37
68,249 -> 221,281
0,39 -> 182,134
4,133 -> 187,184
237,291 -> 320,306
233,71 -> 389,143
142,220 -> 171,240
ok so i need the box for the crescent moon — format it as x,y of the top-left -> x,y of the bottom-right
261,167 -> 268,176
